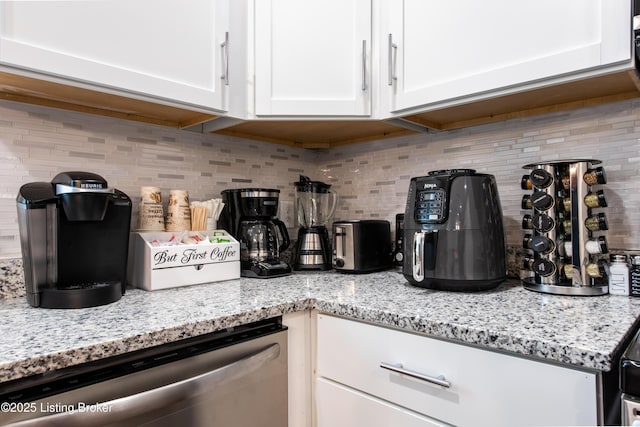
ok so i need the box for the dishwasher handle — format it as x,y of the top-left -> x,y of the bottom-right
7,343 -> 281,427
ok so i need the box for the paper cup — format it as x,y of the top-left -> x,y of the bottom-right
138,186 -> 165,231
166,190 -> 191,231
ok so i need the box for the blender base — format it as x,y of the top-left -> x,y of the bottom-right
294,226 -> 332,271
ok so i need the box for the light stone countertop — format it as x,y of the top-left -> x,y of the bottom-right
2,269 -> 640,383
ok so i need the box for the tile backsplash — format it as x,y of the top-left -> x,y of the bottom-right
0,101 -> 316,257
1,97 -> 640,258
314,99 -> 640,251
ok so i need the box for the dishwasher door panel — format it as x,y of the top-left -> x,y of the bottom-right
3,329 -> 287,427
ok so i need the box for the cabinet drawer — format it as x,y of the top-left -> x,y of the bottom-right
316,377 -> 449,427
316,314 -> 597,427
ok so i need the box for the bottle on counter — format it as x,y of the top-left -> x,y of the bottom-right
630,255 -> 640,297
609,254 -> 630,296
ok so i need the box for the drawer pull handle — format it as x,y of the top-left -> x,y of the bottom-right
380,362 -> 451,388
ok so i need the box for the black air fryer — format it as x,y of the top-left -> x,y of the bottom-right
403,169 -> 506,291
16,172 -> 132,308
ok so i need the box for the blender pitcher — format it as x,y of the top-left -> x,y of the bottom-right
293,175 -> 338,270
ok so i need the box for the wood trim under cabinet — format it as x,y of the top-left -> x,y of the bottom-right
402,70 -> 640,131
0,72 -> 217,128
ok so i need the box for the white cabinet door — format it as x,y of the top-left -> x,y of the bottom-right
382,0 -> 632,114
316,314 -> 598,427
255,0 -> 371,116
0,0 -> 229,111
316,378 -> 450,427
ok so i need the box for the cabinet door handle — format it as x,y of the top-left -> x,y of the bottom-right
380,362 -> 451,388
220,31 -> 229,86
362,39 -> 367,91
387,33 -> 398,86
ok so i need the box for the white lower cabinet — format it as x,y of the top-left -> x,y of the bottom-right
316,377 -> 449,427
315,313 -> 599,427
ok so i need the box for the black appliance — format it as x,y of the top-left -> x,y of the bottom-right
293,176 -> 338,271
332,220 -> 392,273
403,169 -> 507,291
393,213 -> 405,267
16,171 -> 132,308
620,327 -> 640,425
220,189 -> 291,278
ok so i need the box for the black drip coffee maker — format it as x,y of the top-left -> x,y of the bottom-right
220,189 -> 291,278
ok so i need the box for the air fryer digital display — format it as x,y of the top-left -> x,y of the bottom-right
415,189 -> 446,223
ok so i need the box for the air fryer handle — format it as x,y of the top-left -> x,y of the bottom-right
413,230 -> 437,282
273,218 -> 290,253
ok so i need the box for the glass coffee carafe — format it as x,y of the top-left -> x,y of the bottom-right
239,220 -> 289,264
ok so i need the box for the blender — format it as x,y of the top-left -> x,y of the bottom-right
293,175 -> 338,270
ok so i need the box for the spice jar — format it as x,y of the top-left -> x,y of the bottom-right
530,169 -> 553,188
523,256 -> 534,271
561,175 -> 570,190
584,190 -> 607,208
523,234 -> 533,249
530,235 -> 555,254
532,258 -> 556,277
585,236 -> 608,255
585,212 -> 608,232
586,259 -> 607,279
522,214 -> 533,230
563,263 -> 574,279
532,213 -> 554,232
521,194 -> 532,210
521,175 -> 532,190
630,255 -> 640,297
563,240 -> 572,257
561,197 -> 571,213
583,166 -> 607,185
531,191 -> 554,211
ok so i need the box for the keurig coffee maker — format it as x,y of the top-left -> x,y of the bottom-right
220,188 -> 291,278
16,171 -> 132,308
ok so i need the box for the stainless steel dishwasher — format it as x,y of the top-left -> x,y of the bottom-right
0,317 -> 287,427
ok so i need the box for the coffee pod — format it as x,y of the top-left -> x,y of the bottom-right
166,190 -> 191,232
138,186 -> 165,231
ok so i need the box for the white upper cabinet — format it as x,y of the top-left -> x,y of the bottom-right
381,0 -> 632,114
255,0 -> 371,116
0,0 -> 230,112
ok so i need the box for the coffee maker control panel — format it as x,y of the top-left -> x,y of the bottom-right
416,189 -> 446,223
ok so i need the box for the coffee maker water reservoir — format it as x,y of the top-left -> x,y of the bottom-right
16,172 -> 132,308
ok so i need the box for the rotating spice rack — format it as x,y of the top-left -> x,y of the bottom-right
520,159 -> 609,296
